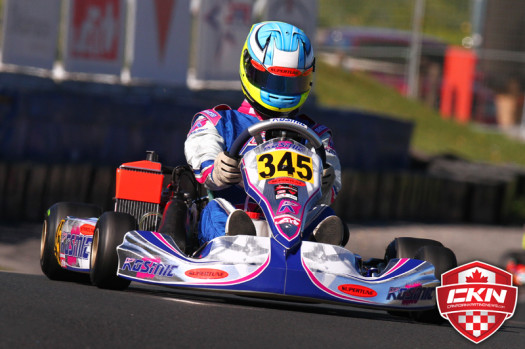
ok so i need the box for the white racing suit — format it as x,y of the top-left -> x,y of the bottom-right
184,100 -> 342,245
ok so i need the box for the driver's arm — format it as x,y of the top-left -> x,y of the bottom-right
319,131 -> 342,205
184,115 -> 228,191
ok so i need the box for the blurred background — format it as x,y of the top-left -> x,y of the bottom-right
1,0 -> 525,228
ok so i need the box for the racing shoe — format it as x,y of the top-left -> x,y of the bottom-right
225,209 -> 256,236
312,215 -> 347,246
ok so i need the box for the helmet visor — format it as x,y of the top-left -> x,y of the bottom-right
244,57 -> 313,95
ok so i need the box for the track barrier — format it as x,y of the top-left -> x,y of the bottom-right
2,159 -> 524,225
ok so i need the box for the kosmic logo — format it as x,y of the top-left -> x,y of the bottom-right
436,261 -> 517,344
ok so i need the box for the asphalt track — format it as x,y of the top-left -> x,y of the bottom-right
1,223 -> 525,348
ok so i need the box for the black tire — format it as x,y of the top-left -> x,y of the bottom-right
384,237 -> 443,261
40,202 -> 102,280
411,245 -> 457,323
341,223 -> 350,247
90,212 -> 136,290
384,237 -> 456,323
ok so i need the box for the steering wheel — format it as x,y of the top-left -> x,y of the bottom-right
228,119 -> 327,167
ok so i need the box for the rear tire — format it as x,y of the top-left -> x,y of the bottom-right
40,202 -> 102,280
90,212 -> 136,290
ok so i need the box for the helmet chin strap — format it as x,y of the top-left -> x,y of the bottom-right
259,107 -> 299,120
241,81 -> 299,119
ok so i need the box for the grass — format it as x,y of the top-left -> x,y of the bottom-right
314,61 -> 525,166
318,0 -> 471,45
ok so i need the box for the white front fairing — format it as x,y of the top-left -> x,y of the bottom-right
241,139 -> 322,249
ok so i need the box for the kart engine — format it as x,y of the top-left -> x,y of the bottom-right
114,152 -> 165,230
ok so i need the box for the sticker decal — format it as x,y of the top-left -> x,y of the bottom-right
274,215 -> 301,227
185,268 -> 229,279
277,200 -> 301,215
387,283 -> 434,305
122,257 -> 177,277
338,284 -> 378,297
268,177 -> 306,187
274,184 -> 298,201
79,224 -> 95,235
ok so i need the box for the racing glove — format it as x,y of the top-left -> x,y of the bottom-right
321,165 -> 335,196
212,151 -> 241,187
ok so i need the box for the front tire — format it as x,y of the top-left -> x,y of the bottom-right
90,212 -> 136,290
384,237 -> 443,261
411,245 -> 457,323
384,237 -> 457,323
40,202 -> 102,280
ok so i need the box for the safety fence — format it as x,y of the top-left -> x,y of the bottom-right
0,0 -> 317,88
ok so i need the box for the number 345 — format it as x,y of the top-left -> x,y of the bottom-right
257,151 -> 313,182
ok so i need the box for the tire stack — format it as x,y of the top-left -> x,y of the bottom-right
332,156 -> 525,225
0,162 -> 115,222
2,156 -> 525,225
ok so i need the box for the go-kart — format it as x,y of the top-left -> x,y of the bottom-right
501,250 -> 525,286
40,118 -> 457,323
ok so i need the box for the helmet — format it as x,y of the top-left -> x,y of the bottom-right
240,21 -> 315,117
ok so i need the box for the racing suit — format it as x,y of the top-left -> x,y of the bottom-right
184,100 -> 342,245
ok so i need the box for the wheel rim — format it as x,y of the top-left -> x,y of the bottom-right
40,220 -> 48,261
91,228 -> 99,269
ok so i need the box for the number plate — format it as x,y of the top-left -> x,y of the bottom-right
257,150 -> 313,183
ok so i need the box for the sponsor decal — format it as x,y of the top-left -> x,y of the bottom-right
436,261 -> 518,344
185,268 -> 229,280
188,118 -> 208,136
79,224 -> 95,235
269,177 -> 306,187
246,136 -> 258,146
71,0 -> 121,60
387,283 -> 434,305
60,232 -> 92,259
275,184 -> 299,201
262,141 -> 307,153
273,141 -> 297,150
267,66 -> 302,77
269,118 -> 307,129
136,257 -> 162,279
338,284 -> 377,298
274,215 -> 301,227
121,257 -> 177,277
277,199 -> 301,215
313,124 -> 328,135
201,109 -> 222,125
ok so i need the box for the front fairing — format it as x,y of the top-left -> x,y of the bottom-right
241,139 -> 322,249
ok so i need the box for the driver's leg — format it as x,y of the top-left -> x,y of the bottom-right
198,198 -> 256,245
198,199 -> 230,245
305,205 -> 349,247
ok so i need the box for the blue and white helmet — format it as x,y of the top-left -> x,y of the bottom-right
240,21 -> 315,117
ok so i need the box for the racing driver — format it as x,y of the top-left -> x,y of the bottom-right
183,21 -> 348,247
